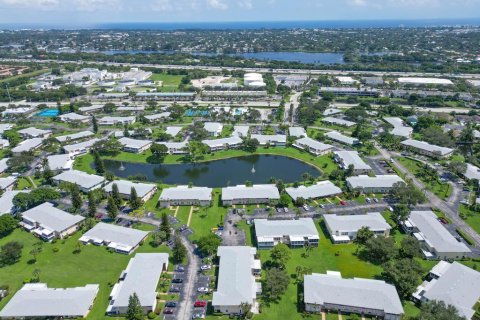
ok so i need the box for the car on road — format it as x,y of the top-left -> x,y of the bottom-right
276,207 -> 282,213
366,198 -> 371,203
200,265 -> 212,271
373,198 -> 379,203
194,301 -> 207,308
163,308 -> 175,314
197,287 -> 209,293
165,301 -> 177,308
172,278 -> 183,284
438,217 -> 449,225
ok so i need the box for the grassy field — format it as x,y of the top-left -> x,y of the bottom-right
460,204 -> 480,234
149,73 -> 183,92
0,226 -> 171,320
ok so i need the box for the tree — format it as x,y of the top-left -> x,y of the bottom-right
184,141 -> 209,163
42,165 -> 55,184
71,184 -> 82,211
295,197 -> 306,206
7,152 -> 35,172
0,215 -> 17,238
92,115 -> 98,134
87,191 -> 97,218
264,267 -> 290,301
93,138 -> 122,155
172,233 -> 187,263
3,130 -> 21,147
13,187 -> 60,211
129,187 -> 142,210
278,193 -> 290,208
270,243 -> 291,269
238,302 -> 253,319
103,103 -> 116,113
160,212 -> 171,241
0,241 -> 23,266
93,151 -> 105,175
106,196 -> 118,219
362,237 -> 397,264
392,204 -> 411,222
242,138 -> 260,153
150,230 -> 166,247
382,258 -> 423,299
448,161 -> 467,178
150,143 -> 168,161
197,234 -> 222,257
111,183 -> 122,206
415,300 -> 464,320
399,236 -> 421,258
29,241 -> 43,263
126,293 -> 144,320
355,227 -> 374,245
389,182 -> 426,206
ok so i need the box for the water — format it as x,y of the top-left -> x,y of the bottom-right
102,154 -> 321,188
36,109 -> 59,117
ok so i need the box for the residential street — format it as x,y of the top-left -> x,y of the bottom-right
177,235 -> 201,320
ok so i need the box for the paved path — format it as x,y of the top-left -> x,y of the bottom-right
187,206 -> 195,227
117,214 -> 160,226
285,91 -> 302,124
177,235 -> 201,320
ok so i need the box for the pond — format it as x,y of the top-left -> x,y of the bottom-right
102,154 -> 321,187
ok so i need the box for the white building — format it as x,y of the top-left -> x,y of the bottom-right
465,163 -> 480,181
118,137 -> 152,153
250,134 -> 286,146
289,127 -> 307,138
233,125 -> 250,138
18,127 -> 51,138
346,175 -> 405,194
203,122 -> 224,137
401,139 -> 454,159
398,77 -> 453,86
244,73 -> 265,87
11,138 -> 44,155
55,130 -> 94,143
412,261 -> 480,320
104,180 -> 157,202
293,137 -> 333,156
159,186 -> 213,207
0,138 -> 10,149
285,181 -> 342,201
304,272 -> 403,320
46,154 -> 74,171
325,131 -> 360,146
202,136 -> 243,152
0,158 -> 8,174
63,138 -> 101,157
324,212 -> 391,243
52,170 -> 105,193
383,117 -> 413,138
0,176 -> 16,192
158,141 -> 188,154
255,218 -> 320,249
59,112 -> 91,124
0,190 -> 28,216
144,112 -> 171,123
212,246 -> 261,315
99,116 -> 136,126
322,117 -> 356,127
222,184 -> 280,205
333,151 -> 372,175
336,76 -> 358,85
165,126 -> 183,137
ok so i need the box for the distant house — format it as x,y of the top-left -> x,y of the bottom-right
158,186 -> 213,207
79,222 -> 149,255
18,127 -> 51,138
212,246 -> 261,315
346,175 -> 404,193
289,126 -> 307,138
107,253 -> 169,315
63,138 -> 101,157
304,272 -> 403,319
98,116 -> 136,126
0,158 -> 8,174
333,151 -> 372,175
255,218 -> 320,249
20,202 -> 85,241
0,190 -> 29,216
322,117 -> 356,127
401,139 -> 454,159
104,180 -> 157,202
204,122 -> 223,137
165,126 -> 183,137
325,131 -> 360,146
144,112 -> 171,123
55,130 -> 94,143
52,170 -> 105,193
383,117 -> 413,138
324,212 -> 391,243
0,138 -> 10,149
293,137 -> 333,156
202,136 -> 243,152
412,261 -> 480,320
0,283 -> 99,319
401,210 -> 471,260
0,176 -> 16,192
285,181 -> 342,201
118,137 -> 152,153
464,163 -> 480,181
46,154 -> 74,171
78,104 -> 104,114
158,141 -> 188,154
222,184 -> 280,205
250,134 -> 286,146
11,138 -> 44,155
233,125 -> 249,138
59,112 -> 91,124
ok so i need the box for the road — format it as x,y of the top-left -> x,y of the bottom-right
284,91 -> 302,124
375,144 -> 480,247
177,235 -> 201,320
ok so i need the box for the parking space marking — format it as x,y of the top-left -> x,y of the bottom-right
172,206 -> 179,217
187,206 -> 195,227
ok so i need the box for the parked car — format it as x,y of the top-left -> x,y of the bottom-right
340,200 -> 346,206
366,198 -> 371,203
192,312 -> 206,319
194,301 -> 207,308
164,308 -> 175,314
178,225 -> 188,232
320,204 -> 325,209
373,198 -> 379,203
438,217 -> 449,225
169,286 -> 181,293
172,278 -> 183,284
175,266 -> 185,272
200,265 -> 212,271
276,207 -> 282,213
165,301 -> 177,308
388,206 -> 394,212
197,287 -> 209,293
303,205 -> 310,211
284,207 -> 289,213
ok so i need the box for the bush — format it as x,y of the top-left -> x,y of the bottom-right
52,247 -> 59,253
147,311 -> 156,319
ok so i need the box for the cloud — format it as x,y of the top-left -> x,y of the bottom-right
0,0 -> 59,7
238,0 -> 253,9
206,0 -> 227,10
73,0 -> 120,11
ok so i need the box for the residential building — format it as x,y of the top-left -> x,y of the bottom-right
0,123 -> 14,134
46,154 -> 74,171
212,246 -> 261,315
0,283 -> 99,319
202,136 -> 243,152
362,77 -> 384,85
78,105 -> 104,114
333,151 -> 372,174
52,170 -> 105,193
117,106 -> 145,112
20,202 -> 85,241
158,141 -> 188,154
401,139 -> 454,159
55,130 -> 94,143
289,127 -> 307,138
323,108 -> 342,116
165,126 -> 183,137
233,125 -> 250,137
285,181 -> 342,201
293,137 -> 333,156
11,138 -> 44,155
107,253 -> 169,315
18,127 -> 51,138
325,131 -> 360,145
397,77 -> 453,86
464,163 -> 480,181
250,134 -> 286,146
0,138 -> 10,149
322,116 -> 356,127
412,261 -> 480,320
255,218 -> 320,249
63,138 -> 101,157
319,87 -> 379,97
304,272 -> 403,320
59,112 -> 91,123
79,222 -> 149,255
0,158 -> 8,174
204,122 -> 224,137
324,212 -> 391,243
98,116 -> 136,126
144,112 -> 171,123
0,190 -> 29,216
159,186 -> 213,207
104,180 -> 157,202
336,76 -> 358,85
118,137 -> 152,153
135,92 -> 196,101
244,72 -> 265,87
383,117 -> 413,138
0,176 -> 16,192
346,175 -> 404,193
222,184 -> 280,205
401,210 -> 471,259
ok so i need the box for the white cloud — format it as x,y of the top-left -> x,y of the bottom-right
0,0 -> 58,7
238,0 -> 252,9
73,0 -> 120,11
206,0 -> 227,10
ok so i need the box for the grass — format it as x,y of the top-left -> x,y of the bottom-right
15,177 -> 33,190
73,153 -> 96,174
459,205 -> 480,235
189,191 -> 226,242
149,73 -> 183,92
0,226 -> 171,320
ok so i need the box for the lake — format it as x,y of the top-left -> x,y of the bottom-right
102,154 -> 321,187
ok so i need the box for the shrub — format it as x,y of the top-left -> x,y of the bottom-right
147,311 -> 156,319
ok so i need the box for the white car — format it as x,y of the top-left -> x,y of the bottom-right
200,265 -> 212,271
197,287 -> 209,293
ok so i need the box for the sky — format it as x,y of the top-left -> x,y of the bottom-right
0,0 -> 480,26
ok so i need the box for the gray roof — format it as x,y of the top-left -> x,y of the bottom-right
222,184 -> 280,201
322,116 -> 356,127
118,137 -> 152,150
159,186 -> 212,202
0,123 -> 14,134
104,180 -> 156,199
408,211 -> 471,254
204,122 -> 223,133
255,218 -> 319,238
117,106 -> 145,112
384,117 -> 413,138
78,105 -> 103,112
109,253 -> 169,310
145,112 -> 171,121
346,175 -> 404,189
55,130 -> 94,143
417,262 -> 480,319
0,190 -> 29,215
285,181 -> 342,201
47,154 -> 73,171
212,246 -> 257,307
233,125 -> 250,137
81,222 -> 148,248
12,138 -> 44,153
63,138 -> 101,154
18,127 -> 51,137
59,112 -> 90,121
465,163 -> 480,180
53,170 -> 105,190
334,151 -> 371,171
165,126 -> 182,137
250,134 -> 286,145
324,212 -> 391,233
323,108 -> 342,116
0,283 -> 99,318
202,136 -> 242,148
99,116 -> 135,124
159,141 -> 188,150
22,202 -> 85,232
401,139 -> 454,156
295,137 -> 333,151
0,158 -> 8,173
289,127 -> 307,138
304,272 -> 404,316
0,176 -> 16,190
325,131 -> 359,145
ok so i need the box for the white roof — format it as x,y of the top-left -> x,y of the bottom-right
384,117 -> 413,138
165,126 -> 183,137
467,79 -> 480,87
255,218 -> 319,238
145,112 -> 171,121
465,163 -> 480,180
323,108 -> 342,116
289,127 -> 307,138
0,176 -> 16,190
204,122 -> 223,133
22,202 -> 85,232
401,139 -> 454,156
0,123 -> 14,134
82,222 -> 148,248
324,212 -> 391,233
304,273 -> 403,316
0,158 -> 8,173
159,186 -> 212,202
336,76 -> 358,83
117,106 -> 145,112
53,170 -> 105,190
222,184 -> 280,201
322,117 -> 356,127
0,190 -> 29,215
63,138 -> 101,154
18,127 -> 51,137
251,134 -> 286,145
398,77 -> 453,85
347,175 -> 404,189
285,181 -> 341,201
109,253 -> 169,310
408,211 -> 471,254
12,138 -> 44,153
55,131 -> 94,143
78,105 -> 104,112
47,154 -> 74,171
118,137 -> 152,150
233,125 -> 250,137
202,136 -> 242,148
0,283 -> 99,318
59,112 -> 90,121
212,246 -> 257,307
325,131 -> 359,145
104,180 -> 156,199
295,137 -> 333,151
99,116 -> 135,123
334,151 -> 372,171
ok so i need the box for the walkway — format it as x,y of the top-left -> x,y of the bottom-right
177,235 -> 201,320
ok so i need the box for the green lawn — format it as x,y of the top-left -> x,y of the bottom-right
189,191 -> 226,242
15,177 -> 33,190
0,226 -> 171,320
149,73 -> 183,92
73,153 -> 96,174
460,205 -> 480,234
